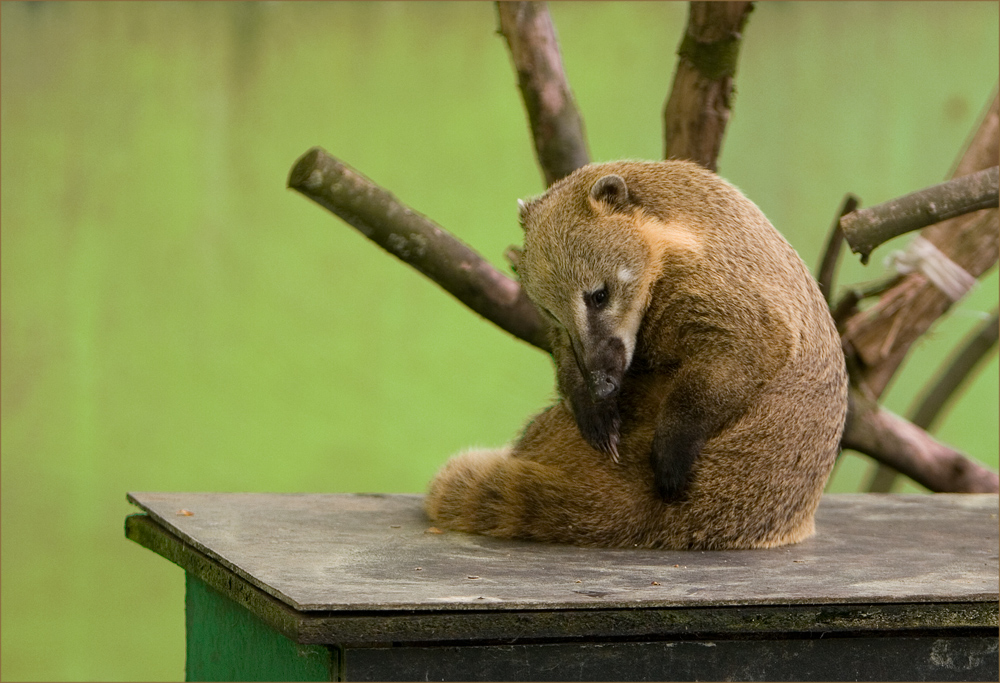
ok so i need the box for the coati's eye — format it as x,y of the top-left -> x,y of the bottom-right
586,286 -> 609,309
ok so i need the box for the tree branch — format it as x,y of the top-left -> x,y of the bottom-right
844,387 -> 1000,494
662,1 -> 754,171
840,166 -> 999,264
831,277 -> 902,332
817,194 -> 859,305
287,149 -> 997,495
288,147 -> 552,352
289,78 -> 997,497
909,307 -> 999,430
840,91 -> 1000,397
496,1 -> 590,187
867,307 -> 999,492
285,155 -> 999,497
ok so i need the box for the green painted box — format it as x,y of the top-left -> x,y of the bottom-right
125,492 -> 999,681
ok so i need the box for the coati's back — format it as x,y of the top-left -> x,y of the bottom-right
426,160 -> 848,550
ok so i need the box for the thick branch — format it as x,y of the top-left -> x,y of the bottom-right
816,194 -> 859,304
840,166 -> 999,264
497,1 -> 590,186
844,387 -> 999,493
662,1 -> 754,171
288,147 -> 552,352
840,91 -> 1000,397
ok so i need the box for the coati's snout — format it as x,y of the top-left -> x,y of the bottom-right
573,331 -> 627,402
563,327 -> 627,460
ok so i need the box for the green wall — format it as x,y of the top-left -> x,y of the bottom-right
1,2 -> 996,680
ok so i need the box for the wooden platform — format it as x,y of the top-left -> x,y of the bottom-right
125,492 -> 999,681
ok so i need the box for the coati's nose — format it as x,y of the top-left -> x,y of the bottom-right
589,370 -> 618,401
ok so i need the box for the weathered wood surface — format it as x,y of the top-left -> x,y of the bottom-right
127,492 -> 998,614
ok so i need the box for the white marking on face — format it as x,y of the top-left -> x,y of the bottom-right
614,301 -> 645,368
573,296 -> 588,338
617,266 -> 635,284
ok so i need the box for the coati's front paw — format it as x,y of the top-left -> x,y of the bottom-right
572,397 -> 622,462
650,429 -> 704,502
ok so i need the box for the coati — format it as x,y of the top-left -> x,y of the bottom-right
425,160 -> 848,550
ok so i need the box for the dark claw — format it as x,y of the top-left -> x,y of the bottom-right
574,396 -> 621,460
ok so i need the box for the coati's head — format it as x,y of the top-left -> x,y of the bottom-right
518,167 -> 678,404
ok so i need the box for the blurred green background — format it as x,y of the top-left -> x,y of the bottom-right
1,1 -> 997,680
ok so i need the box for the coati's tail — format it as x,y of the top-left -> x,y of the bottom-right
425,443 -> 668,547
426,447 -> 581,543
425,448 -> 515,534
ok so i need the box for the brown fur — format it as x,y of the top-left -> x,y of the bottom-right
425,160 -> 848,549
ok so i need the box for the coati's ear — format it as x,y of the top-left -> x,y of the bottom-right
517,198 -> 530,231
589,174 -> 634,214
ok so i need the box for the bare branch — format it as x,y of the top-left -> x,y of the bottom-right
840,166 -> 999,264
817,194 -> 859,305
831,277 -> 902,332
848,97 -> 997,495
840,91 -> 1000,397
662,1 -> 754,171
497,1 -> 590,186
910,307 -> 999,431
286,153 -> 998,495
288,147 -> 552,352
843,208 -> 998,395
844,387 -> 999,494
868,308 -> 999,492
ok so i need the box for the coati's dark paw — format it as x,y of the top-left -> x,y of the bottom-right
573,397 -> 622,461
650,431 -> 703,502
653,464 -> 690,502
